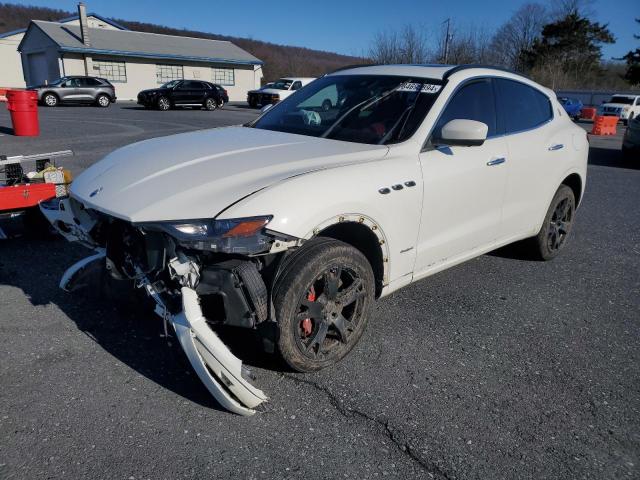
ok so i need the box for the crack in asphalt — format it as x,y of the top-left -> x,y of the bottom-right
281,373 -> 453,480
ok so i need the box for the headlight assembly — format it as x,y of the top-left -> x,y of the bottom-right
141,216 -> 273,254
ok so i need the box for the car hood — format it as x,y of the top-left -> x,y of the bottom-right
255,88 -> 289,95
70,126 -> 388,222
602,103 -> 631,108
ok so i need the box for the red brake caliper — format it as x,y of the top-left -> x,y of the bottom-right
300,286 -> 315,337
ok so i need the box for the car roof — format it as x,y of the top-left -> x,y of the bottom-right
281,77 -> 316,82
326,63 -> 529,82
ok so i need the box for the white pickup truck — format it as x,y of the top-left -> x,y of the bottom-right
247,77 -> 315,107
599,94 -> 640,125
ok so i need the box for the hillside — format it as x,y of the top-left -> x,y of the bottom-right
0,2 -> 365,81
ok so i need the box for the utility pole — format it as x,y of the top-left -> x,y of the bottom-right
443,18 -> 452,64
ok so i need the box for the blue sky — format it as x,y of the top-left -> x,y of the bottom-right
12,0 -> 639,60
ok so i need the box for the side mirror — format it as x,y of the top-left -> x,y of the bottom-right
260,104 -> 273,114
434,119 -> 488,147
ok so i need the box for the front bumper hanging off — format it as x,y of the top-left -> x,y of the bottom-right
57,250 -> 269,416
172,287 -> 267,415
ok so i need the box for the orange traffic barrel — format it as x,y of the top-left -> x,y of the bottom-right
6,89 -> 39,136
591,115 -> 617,136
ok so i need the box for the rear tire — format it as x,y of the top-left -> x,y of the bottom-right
43,93 -> 58,107
274,238 -> 375,372
529,185 -> 576,261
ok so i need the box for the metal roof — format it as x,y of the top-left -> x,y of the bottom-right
0,12 -> 127,39
22,20 -> 262,66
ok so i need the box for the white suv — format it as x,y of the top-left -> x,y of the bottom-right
599,94 -> 640,125
42,64 -> 588,415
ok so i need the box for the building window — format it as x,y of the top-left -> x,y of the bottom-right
212,68 -> 235,86
92,60 -> 127,82
156,64 -> 184,84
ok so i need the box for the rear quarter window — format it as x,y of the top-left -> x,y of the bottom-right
495,78 -> 553,134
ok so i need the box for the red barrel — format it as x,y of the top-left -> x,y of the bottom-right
6,90 -> 39,136
581,107 -> 597,120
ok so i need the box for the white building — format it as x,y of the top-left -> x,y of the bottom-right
11,4 -> 264,101
0,11 -> 126,89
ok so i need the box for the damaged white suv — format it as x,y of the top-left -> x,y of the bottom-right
42,65 -> 588,415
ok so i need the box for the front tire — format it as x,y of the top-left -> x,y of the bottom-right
43,93 -> 58,107
274,238 -> 375,372
96,94 -> 110,108
204,97 -> 217,111
530,185 -> 576,261
157,96 -> 171,111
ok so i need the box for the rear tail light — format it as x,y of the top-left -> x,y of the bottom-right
223,89 -> 228,95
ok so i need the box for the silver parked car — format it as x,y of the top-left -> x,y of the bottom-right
32,76 -> 116,108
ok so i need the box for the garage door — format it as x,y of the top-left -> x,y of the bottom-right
27,52 -> 48,87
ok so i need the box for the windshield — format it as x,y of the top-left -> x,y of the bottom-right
251,75 -> 444,145
269,79 -> 294,90
609,96 -> 634,105
161,80 -> 182,89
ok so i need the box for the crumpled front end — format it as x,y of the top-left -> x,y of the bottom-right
40,196 -> 299,415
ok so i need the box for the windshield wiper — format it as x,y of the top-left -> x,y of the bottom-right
320,82 -> 408,140
377,82 -> 425,145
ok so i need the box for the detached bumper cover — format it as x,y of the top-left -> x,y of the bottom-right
172,287 -> 267,415
55,249 -> 268,415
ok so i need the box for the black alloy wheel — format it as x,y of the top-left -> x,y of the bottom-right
274,238 -> 375,372
530,184 -> 576,260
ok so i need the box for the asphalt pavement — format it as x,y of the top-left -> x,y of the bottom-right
0,103 -> 638,480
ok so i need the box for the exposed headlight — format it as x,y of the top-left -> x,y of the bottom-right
141,216 -> 273,254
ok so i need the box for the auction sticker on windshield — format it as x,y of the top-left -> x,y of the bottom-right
397,82 -> 442,93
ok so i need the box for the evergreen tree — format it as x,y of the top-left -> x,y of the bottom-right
520,11 -> 615,88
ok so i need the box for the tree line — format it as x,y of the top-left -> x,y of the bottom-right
368,0 -> 639,91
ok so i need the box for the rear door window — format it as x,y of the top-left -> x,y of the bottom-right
81,78 -> 101,87
495,79 -> 553,134
432,78 -> 497,139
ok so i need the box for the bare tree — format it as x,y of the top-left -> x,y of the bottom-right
369,24 -> 430,64
549,0 -> 595,19
489,3 -> 548,70
433,21 -> 494,64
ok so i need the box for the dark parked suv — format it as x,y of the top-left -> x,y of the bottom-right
137,80 -> 229,111
33,76 -> 116,107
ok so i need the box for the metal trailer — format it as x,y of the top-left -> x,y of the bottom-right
0,150 -> 73,239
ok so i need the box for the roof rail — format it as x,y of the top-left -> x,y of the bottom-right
443,64 -> 528,80
325,63 -> 383,75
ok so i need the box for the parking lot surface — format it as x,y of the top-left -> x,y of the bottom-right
1,104 -> 639,479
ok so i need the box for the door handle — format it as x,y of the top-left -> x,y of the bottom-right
486,157 -> 506,166
548,144 -> 564,151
